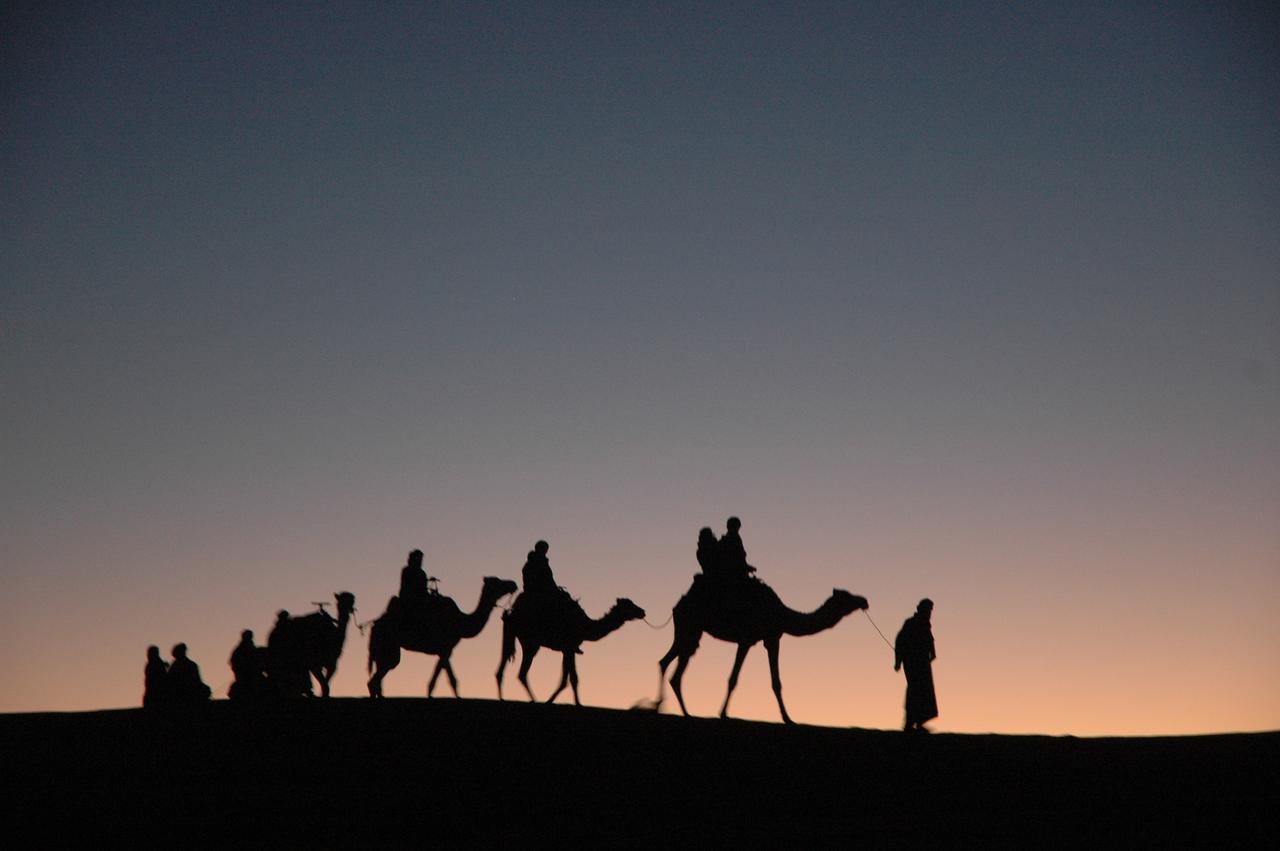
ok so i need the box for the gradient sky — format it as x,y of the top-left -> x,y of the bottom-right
3,1 -> 1277,734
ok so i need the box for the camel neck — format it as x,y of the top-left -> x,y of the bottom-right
780,596 -> 846,637
459,589 -> 499,638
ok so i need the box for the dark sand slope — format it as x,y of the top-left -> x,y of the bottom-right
7,700 -> 1276,845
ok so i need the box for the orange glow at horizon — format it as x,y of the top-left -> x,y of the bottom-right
4,513 -> 1276,737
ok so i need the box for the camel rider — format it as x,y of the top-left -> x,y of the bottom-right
696,527 -> 722,579
167,643 -> 211,702
522,540 -> 557,595
399,549 -> 429,610
719,516 -> 756,580
143,645 -> 168,707
229,629 -> 267,700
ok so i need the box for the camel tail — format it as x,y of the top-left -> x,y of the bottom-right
501,610 -> 516,664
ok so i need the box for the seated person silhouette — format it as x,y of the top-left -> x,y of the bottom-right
167,642 -> 211,702
143,645 -> 168,707
521,540 -> 557,595
718,516 -> 757,580
228,629 -> 269,700
399,548 -> 429,610
696,527 -> 722,579
521,539 -> 578,619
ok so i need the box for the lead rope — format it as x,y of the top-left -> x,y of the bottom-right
862,609 -> 895,653
643,612 -> 672,630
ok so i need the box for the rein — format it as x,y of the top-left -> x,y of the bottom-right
643,612 -> 673,630
861,609 -> 895,653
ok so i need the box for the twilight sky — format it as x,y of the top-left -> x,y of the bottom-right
3,1 -> 1277,734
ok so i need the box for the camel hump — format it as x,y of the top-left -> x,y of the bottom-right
511,588 -> 586,630
426,594 -> 462,617
688,573 -> 780,608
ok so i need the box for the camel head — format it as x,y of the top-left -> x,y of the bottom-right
613,598 -> 646,623
830,589 -> 869,615
482,576 -> 519,602
335,592 -> 356,618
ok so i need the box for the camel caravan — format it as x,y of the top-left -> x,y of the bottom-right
144,518 -> 879,726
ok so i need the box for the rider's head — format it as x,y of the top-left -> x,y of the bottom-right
917,598 -> 934,615
726,516 -> 742,532
408,549 -> 424,569
172,642 -> 188,659
241,629 -> 254,642
534,540 -> 549,555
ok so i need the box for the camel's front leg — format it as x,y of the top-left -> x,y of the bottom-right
440,656 -> 459,697
547,652 -> 572,704
568,652 -> 581,706
427,658 -> 445,697
719,643 -> 752,719
517,641 -> 540,702
764,636 -> 793,725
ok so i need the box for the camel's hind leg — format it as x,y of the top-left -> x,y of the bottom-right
719,642 -> 752,720
517,641 -> 540,702
659,617 -> 701,709
548,651 -> 572,704
567,652 -> 580,706
368,646 -> 400,698
368,665 -> 386,697
657,642 -> 678,705
765,636 -> 793,725
669,652 -> 694,717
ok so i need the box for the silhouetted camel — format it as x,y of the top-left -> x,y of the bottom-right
366,576 -> 518,697
497,594 -> 645,705
271,592 -> 356,697
656,578 -> 868,724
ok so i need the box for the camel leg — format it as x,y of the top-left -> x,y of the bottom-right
765,636 -> 793,725
669,653 -> 693,717
657,641 -> 679,705
427,658 -> 444,698
719,643 -> 752,719
441,657 -> 459,697
517,642 -> 540,702
568,652 -> 581,706
661,621 -> 701,711
496,651 -> 508,700
369,644 -> 400,698
547,652 -> 571,704
312,669 -> 328,698
368,657 -> 395,698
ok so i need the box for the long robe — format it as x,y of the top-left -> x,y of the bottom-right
895,614 -> 938,725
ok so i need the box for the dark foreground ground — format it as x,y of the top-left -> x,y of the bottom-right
6,699 -> 1276,846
